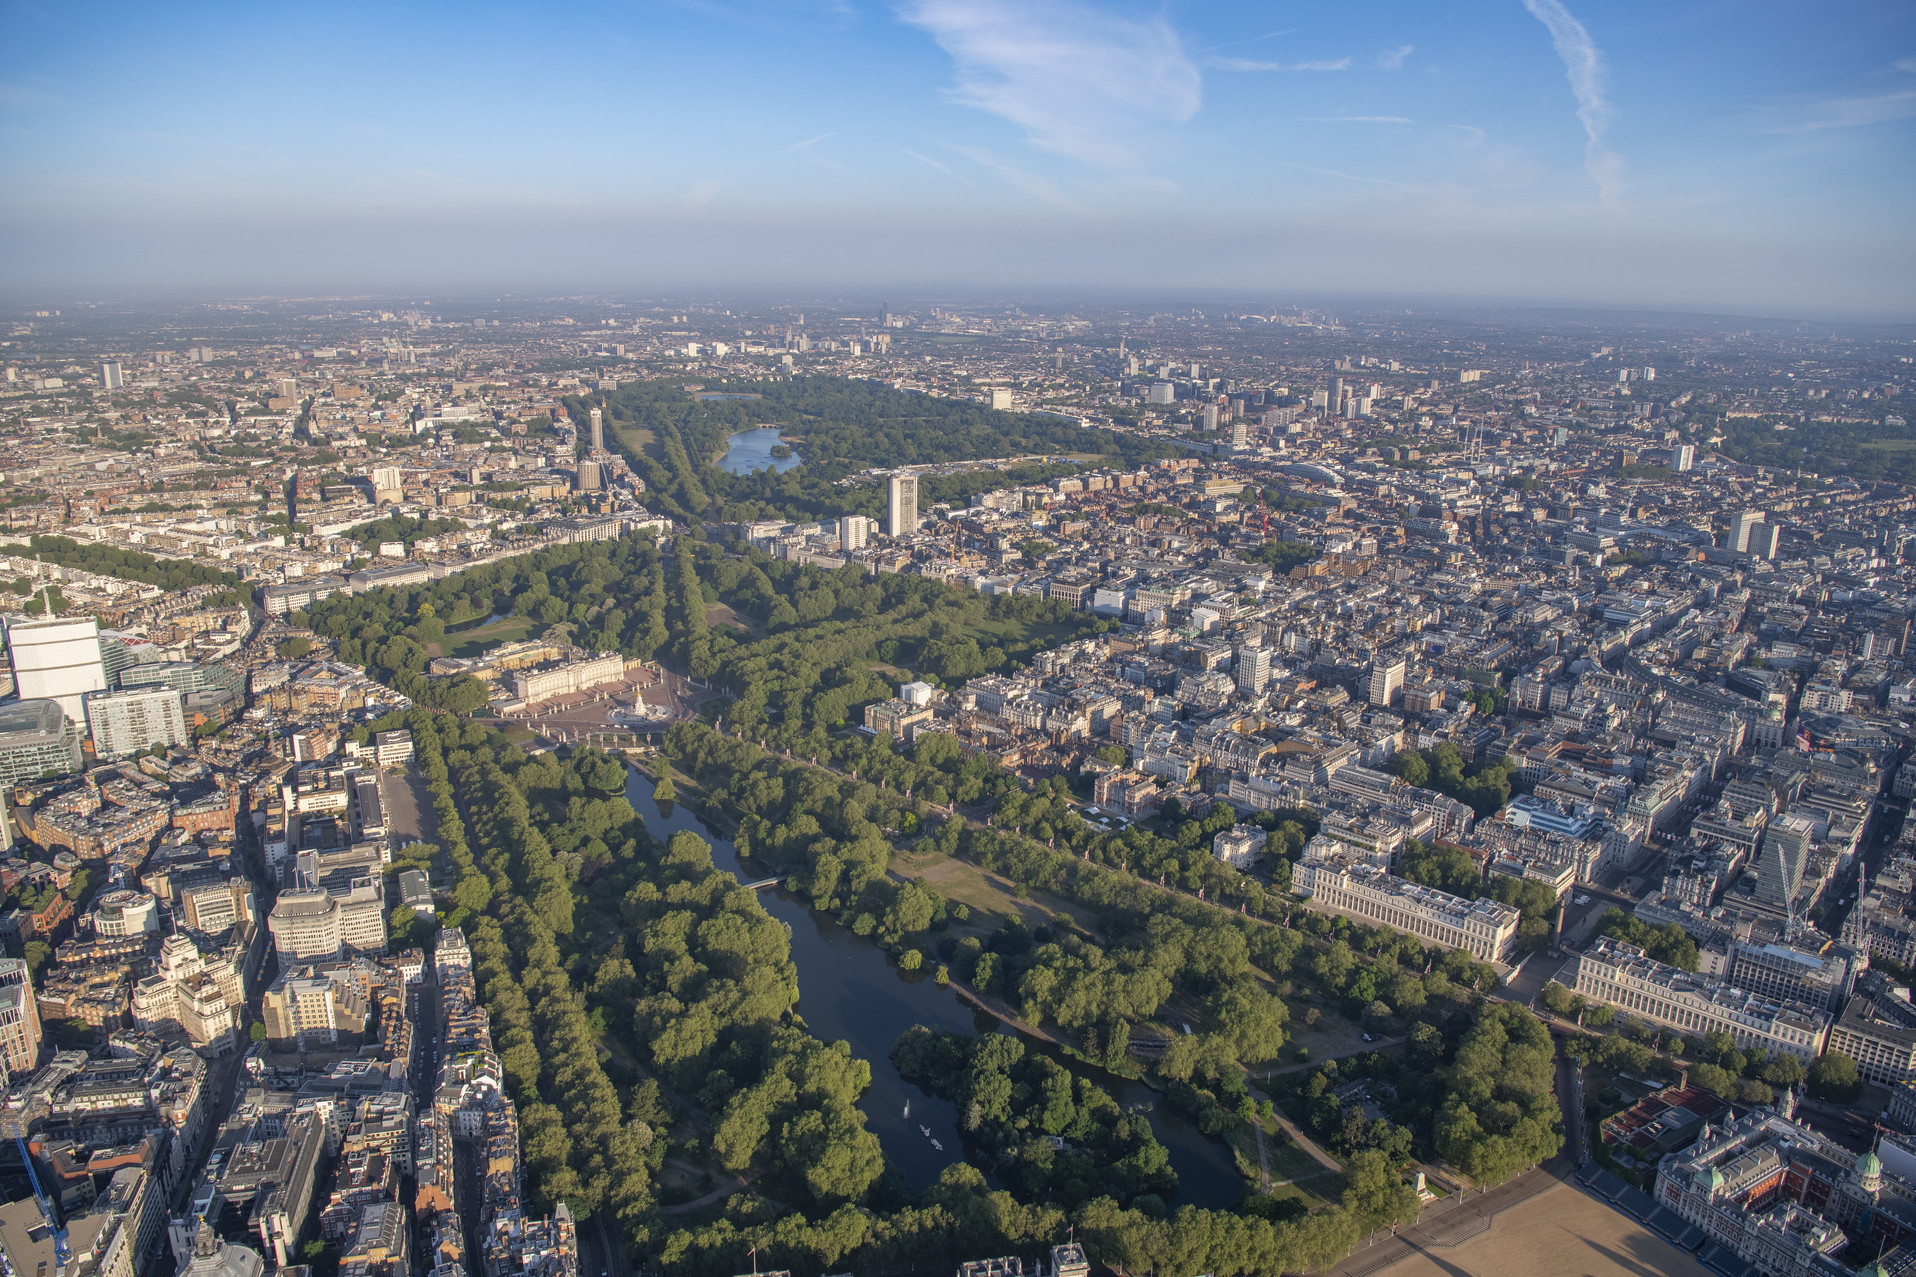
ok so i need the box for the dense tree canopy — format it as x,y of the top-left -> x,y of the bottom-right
1432,1003 -> 1563,1184
892,1027 -> 1177,1208
378,705 -> 1461,1276
342,513 -> 465,551
581,375 -> 1179,526
1388,744 -> 1520,819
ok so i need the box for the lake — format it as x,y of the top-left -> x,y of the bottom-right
622,766 -> 1246,1205
717,426 -> 802,475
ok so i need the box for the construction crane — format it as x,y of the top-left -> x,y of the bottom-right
15,1135 -> 69,1275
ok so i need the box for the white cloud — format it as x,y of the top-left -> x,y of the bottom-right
1218,56 -> 1350,72
785,132 -> 837,152
1894,56 -> 1916,73
1521,0 -> 1622,202
1776,89 -> 1916,132
898,0 -> 1200,165
901,147 -> 951,173
683,180 -> 721,207
1376,45 -> 1414,70
1301,115 -> 1413,124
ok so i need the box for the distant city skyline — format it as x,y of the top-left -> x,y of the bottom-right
2,0 -> 1912,313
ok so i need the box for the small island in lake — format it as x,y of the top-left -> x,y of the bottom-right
769,443 -> 793,458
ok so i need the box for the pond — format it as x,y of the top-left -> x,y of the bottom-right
717,426 -> 802,475
444,611 -> 511,634
623,766 -> 1247,1205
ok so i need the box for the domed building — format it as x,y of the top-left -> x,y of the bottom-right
1860,1147 -> 1885,1199
1657,1096 -> 1916,1274
178,1226 -> 264,1277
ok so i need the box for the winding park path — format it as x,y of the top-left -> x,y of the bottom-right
1263,1102 -> 1345,1178
659,1162 -> 762,1216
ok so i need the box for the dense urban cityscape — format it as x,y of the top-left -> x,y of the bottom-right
0,293 -> 1902,1277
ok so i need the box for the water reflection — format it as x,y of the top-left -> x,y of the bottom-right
717,426 -> 802,475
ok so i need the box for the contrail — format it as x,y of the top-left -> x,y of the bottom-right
1522,0 -> 1622,201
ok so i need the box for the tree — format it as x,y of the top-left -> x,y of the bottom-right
1593,909 -> 1700,971
1690,1062 -> 1737,1099
1398,841 -> 1479,898
277,635 -> 313,659
1342,1148 -> 1421,1231
250,1021 -> 268,1044
1763,1054 -> 1808,1090
389,905 -> 434,949
1809,1051 -> 1862,1102
1434,1003 -> 1562,1185
1389,750 -> 1429,788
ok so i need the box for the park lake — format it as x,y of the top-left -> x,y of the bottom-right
622,765 -> 1247,1205
717,426 -> 803,475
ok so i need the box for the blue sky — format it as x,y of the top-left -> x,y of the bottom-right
2,0 -> 1912,311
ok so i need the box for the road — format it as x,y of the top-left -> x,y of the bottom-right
1817,793 -> 1904,941
411,976 -> 468,1270
1555,1042 -> 1588,1167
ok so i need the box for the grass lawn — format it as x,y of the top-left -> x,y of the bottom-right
1268,1174 -> 1342,1211
705,601 -> 755,635
611,419 -> 661,461
1281,996 -> 1375,1061
1248,1116 -> 1345,1208
430,615 -> 534,659
1263,1135 -> 1337,1181
891,844 -> 1103,939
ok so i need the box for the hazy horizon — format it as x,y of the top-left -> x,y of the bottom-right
4,0 -> 1912,314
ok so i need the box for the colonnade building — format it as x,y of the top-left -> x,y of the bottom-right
1572,937 -> 1831,1060
1296,850 -> 1521,964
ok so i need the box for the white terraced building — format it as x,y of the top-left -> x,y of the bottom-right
1572,937 -> 1831,1060
1296,848 -> 1521,963
509,652 -> 626,705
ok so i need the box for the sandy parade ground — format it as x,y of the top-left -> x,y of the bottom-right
1373,1181 -> 1715,1277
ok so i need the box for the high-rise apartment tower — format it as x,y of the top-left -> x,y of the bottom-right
887,474 -> 918,538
